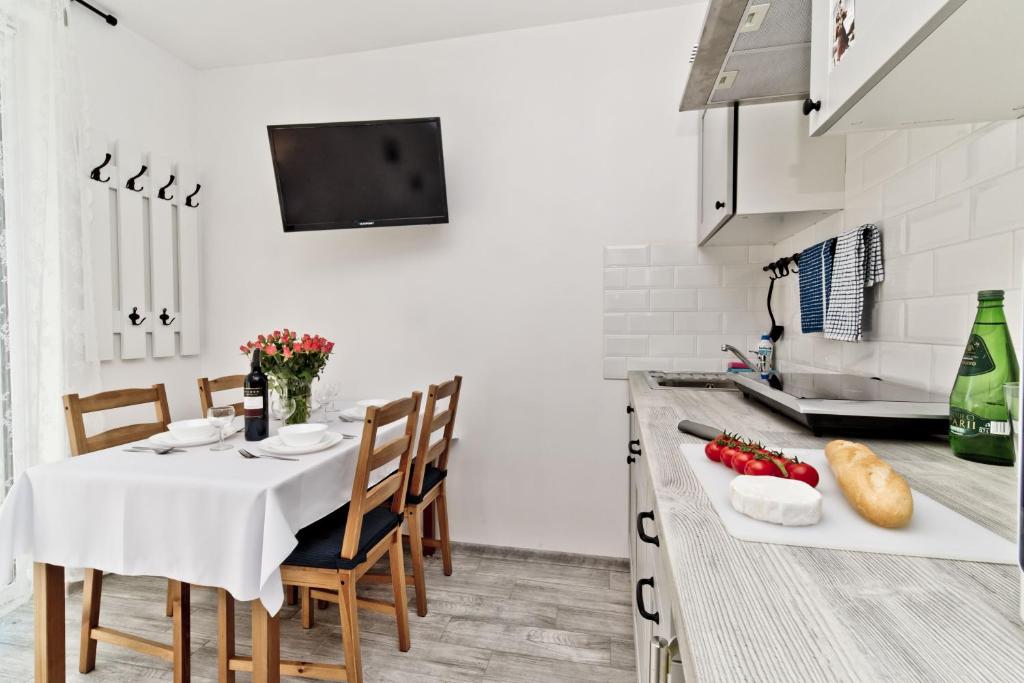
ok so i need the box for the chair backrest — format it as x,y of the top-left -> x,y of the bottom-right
63,385 -> 172,456
197,374 -> 246,417
409,375 -> 462,500
340,391 -> 422,561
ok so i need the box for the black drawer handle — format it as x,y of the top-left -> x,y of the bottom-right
629,440 -> 641,456
637,511 -> 659,546
635,578 -> 659,624
714,200 -> 725,210
803,97 -> 821,116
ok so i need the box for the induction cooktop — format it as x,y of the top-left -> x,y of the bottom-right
730,372 -> 949,436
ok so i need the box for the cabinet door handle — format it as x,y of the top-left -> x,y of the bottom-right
629,440 -> 641,456
637,511 -> 659,546
635,577 -> 659,624
803,97 -> 821,115
714,200 -> 725,210
626,455 -> 636,465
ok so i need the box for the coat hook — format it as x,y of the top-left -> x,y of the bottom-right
126,164 -> 148,192
128,306 -> 146,326
158,174 -> 175,201
185,184 -> 201,208
159,307 -> 176,326
89,153 -> 112,182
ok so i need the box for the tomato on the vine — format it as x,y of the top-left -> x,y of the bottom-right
743,458 -> 776,476
786,461 -> 820,488
704,440 -> 723,462
720,445 -> 742,468
731,450 -> 755,474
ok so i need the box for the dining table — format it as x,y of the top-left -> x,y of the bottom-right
0,401 -> 406,682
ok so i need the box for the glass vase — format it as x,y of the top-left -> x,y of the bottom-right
284,380 -> 312,425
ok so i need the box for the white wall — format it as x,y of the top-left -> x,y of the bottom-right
774,121 -> 1024,393
195,6 -> 705,557
72,15 -> 202,419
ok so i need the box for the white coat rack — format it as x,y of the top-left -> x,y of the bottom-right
85,135 -> 201,360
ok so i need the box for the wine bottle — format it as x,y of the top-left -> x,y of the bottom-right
244,348 -> 269,441
949,290 -> 1019,466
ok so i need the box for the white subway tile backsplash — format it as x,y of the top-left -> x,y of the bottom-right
930,344 -> 963,395
603,357 -> 627,380
650,243 -> 699,266
843,185 -> 883,228
722,265 -> 765,287
723,311 -> 770,334
812,337 -> 842,370
652,288 -> 698,311
864,300 -> 905,341
747,245 -> 775,264
604,289 -> 650,312
908,124 -> 973,165
604,244 -> 649,266
696,334 -> 746,358
936,122 -> 1016,197
674,312 -> 722,334
604,335 -> 648,357
933,233 -> 1013,295
878,342 -> 933,390
862,130 -> 908,188
973,168 -> 1024,237
905,191 -> 970,253
747,288 -> 769,312
841,341 -> 879,376
649,335 -> 696,357
627,312 -> 674,334
626,266 -> 674,288
905,295 -> 972,345
699,288 -> 748,311
878,252 -> 933,300
698,245 -> 749,265
626,357 -> 675,372
881,217 -> 906,259
846,130 -> 892,161
883,159 -> 935,217
673,358 -> 726,372
604,313 -> 628,333
603,268 -> 627,288
675,265 -> 720,288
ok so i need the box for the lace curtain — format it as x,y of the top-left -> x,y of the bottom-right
0,0 -> 102,612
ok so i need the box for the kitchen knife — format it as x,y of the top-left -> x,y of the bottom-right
677,419 -> 721,441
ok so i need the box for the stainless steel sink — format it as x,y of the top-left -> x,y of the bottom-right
645,371 -> 737,391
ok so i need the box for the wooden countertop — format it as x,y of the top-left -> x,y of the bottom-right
628,371 -> 1024,682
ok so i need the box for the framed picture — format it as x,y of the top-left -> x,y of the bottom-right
831,0 -> 855,69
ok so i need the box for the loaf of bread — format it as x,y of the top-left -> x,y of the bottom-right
824,440 -> 913,528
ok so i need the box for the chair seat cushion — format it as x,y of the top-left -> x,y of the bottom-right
284,503 -> 402,570
407,465 -> 448,504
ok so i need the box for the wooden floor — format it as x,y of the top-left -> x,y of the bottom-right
0,544 -> 635,682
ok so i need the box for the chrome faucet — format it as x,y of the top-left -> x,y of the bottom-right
721,344 -> 757,372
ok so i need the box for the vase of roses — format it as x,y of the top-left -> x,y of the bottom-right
240,329 -> 334,425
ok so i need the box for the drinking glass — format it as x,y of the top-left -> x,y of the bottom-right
315,381 -> 341,421
270,391 -> 296,424
1004,382 -> 1020,463
207,406 -> 235,451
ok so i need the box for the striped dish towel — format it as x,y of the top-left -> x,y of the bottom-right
824,224 -> 885,342
797,240 -> 835,333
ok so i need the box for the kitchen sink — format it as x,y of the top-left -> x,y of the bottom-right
645,371 -> 738,391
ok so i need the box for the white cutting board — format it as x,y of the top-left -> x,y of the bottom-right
682,445 -> 1017,565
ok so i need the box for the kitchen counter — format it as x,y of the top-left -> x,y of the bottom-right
628,371 -> 1024,682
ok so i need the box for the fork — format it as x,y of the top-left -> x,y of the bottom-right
239,448 -> 298,462
125,446 -> 182,454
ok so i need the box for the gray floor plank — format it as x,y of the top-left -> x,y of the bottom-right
483,651 -> 636,683
441,618 -> 612,666
555,605 -> 634,638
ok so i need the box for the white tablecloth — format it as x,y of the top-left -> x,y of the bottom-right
0,413 -> 402,614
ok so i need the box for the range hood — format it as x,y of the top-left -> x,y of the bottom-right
680,0 -> 811,112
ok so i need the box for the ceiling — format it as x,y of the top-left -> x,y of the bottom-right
88,0 -> 701,70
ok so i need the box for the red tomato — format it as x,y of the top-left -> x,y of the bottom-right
731,451 -> 755,474
787,462 -> 820,488
743,459 -> 777,476
720,446 -> 741,468
704,440 -> 723,462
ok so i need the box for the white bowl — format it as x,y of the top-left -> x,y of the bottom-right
167,419 -> 218,441
278,423 -> 328,447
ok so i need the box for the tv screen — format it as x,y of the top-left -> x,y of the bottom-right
267,117 -> 448,232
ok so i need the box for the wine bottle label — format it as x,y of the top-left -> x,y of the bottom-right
950,406 -> 1010,437
958,334 -> 996,376
243,388 -> 264,416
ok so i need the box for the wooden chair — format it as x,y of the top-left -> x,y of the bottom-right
197,373 -> 245,417
218,392 -> 421,683
63,385 -> 191,682
403,375 -> 462,616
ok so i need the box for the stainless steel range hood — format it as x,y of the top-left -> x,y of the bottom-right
680,0 -> 811,112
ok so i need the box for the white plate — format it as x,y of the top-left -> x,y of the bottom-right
150,419 -> 243,448
261,431 -> 345,455
340,399 -> 388,422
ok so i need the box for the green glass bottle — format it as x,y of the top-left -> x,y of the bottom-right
949,290 -> 1019,466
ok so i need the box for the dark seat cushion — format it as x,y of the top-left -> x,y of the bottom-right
407,465 -> 448,504
284,503 -> 402,570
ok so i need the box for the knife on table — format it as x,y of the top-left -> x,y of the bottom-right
677,420 -> 722,441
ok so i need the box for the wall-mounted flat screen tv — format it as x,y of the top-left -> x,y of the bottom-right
267,117 -> 448,232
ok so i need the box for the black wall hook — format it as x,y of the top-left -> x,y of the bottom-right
90,153 -> 112,182
185,184 -> 201,208
158,174 -> 175,200
128,307 -> 146,326
159,308 -> 176,326
126,165 -> 148,192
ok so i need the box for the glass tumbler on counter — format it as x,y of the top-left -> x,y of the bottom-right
1006,382 -> 1021,463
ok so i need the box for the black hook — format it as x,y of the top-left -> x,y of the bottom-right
185,184 -> 201,208
159,308 -> 176,326
158,174 -> 175,201
128,306 -> 146,326
126,164 -> 148,192
89,153 -> 112,182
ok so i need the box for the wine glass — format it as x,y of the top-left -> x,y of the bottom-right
270,391 -> 296,424
1004,382 -> 1020,464
315,381 -> 341,421
207,406 -> 235,451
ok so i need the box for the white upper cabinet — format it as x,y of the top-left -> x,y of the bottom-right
699,100 -> 845,245
807,0 -> 1024,136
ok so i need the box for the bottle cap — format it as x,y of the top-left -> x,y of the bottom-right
978,290 -> 1005,301
760,334 -> 770,340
